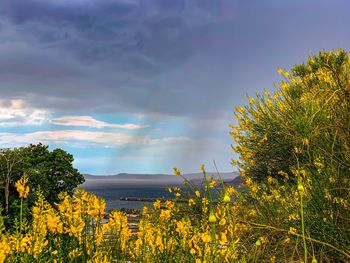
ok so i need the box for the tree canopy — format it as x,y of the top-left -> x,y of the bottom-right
0,143 -> 84,215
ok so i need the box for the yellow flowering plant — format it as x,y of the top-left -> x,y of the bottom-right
231,49 -> 350,262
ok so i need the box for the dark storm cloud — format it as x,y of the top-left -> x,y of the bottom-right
0,0 -> 219,114
0,0 -> 350,118
1,0 -> 197,66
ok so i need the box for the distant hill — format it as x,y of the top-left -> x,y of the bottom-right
224,175 -> 244,189
81,172 -> 239,189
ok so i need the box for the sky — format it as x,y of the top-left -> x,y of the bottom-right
0,0 -> 350,175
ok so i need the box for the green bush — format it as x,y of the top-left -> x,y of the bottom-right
232,49 -> 350,262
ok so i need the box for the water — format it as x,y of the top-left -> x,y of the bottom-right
84,186 -> 174,210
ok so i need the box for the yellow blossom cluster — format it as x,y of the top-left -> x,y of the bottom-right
15,174 -> 30,199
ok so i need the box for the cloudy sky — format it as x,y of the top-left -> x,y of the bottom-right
0,0 -> 349,175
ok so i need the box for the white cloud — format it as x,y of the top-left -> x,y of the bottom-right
0,99 -> 50,126
0,129 -> 201,152
0,99 -> 147,130
51,115 -> 147,129
0,130 -> 149,146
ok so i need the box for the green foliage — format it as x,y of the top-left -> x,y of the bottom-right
232,49 -> 350,261
0,147 -> 24,217
0,143 -> 84,224
0,206 -> 5,235
20,144 -> 84,204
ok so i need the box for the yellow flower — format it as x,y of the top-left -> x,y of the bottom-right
200,164 -> 205,173
288,213 -> 300,221
297,184 -> 304,193
87,195 -> 106,221
209,212 -> 216,223
153,200 -> 161,210
255,239 -> 261,247
0,238 -> 11,263
15,174 -> 30,199
160,209 -> 171,221
89,252 -> 109,263
142,206 -> 148,215
294,147 -> 302,154
245,178 -> 253,186
277,67 -> 283,75
46,212 -> 63,234
223,195 -> 231,203
173,167 -> 181,177
201,198 -> 209,206
267,176 -> 274,184
248,209 -> 257,216
176,221 -> 188,236
283,237 -> 291,244
68,248 -> 82,259
201,232 -> 211,243
219,232 -> 228,245
264,89 -> 270,97
165,200 -> 174,210
302,138 -> 309,146
288,227 -> 297,235
250,183 -> 259,193
278,170 -> 289,179
219,218 -> 226,226
236,106 -> 245,114
195,190 -> 201,198
226,186 -> 236,196
209,180 -> 216,188
155,232 -> 164,252
299,169 -> 306,177
188,198 -> 195,206
11,234 -> 32,253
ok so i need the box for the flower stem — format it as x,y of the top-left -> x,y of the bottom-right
300,192 -> 307,262
20,197 -> 23,232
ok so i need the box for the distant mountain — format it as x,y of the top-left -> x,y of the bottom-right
224,175 -> 244,189
81,172 -> 239,189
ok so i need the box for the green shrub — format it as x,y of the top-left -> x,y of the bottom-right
232,49 -> 350,262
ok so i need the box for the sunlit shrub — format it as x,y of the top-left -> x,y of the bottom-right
232,49 -> 350,262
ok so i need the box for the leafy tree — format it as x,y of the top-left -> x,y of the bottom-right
0,148 -> 22,213
20,144 -> 84,204
0,143 -> 84,214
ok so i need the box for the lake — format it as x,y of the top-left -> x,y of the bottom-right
83,186 -> 174,210
80,172 -> 239,210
